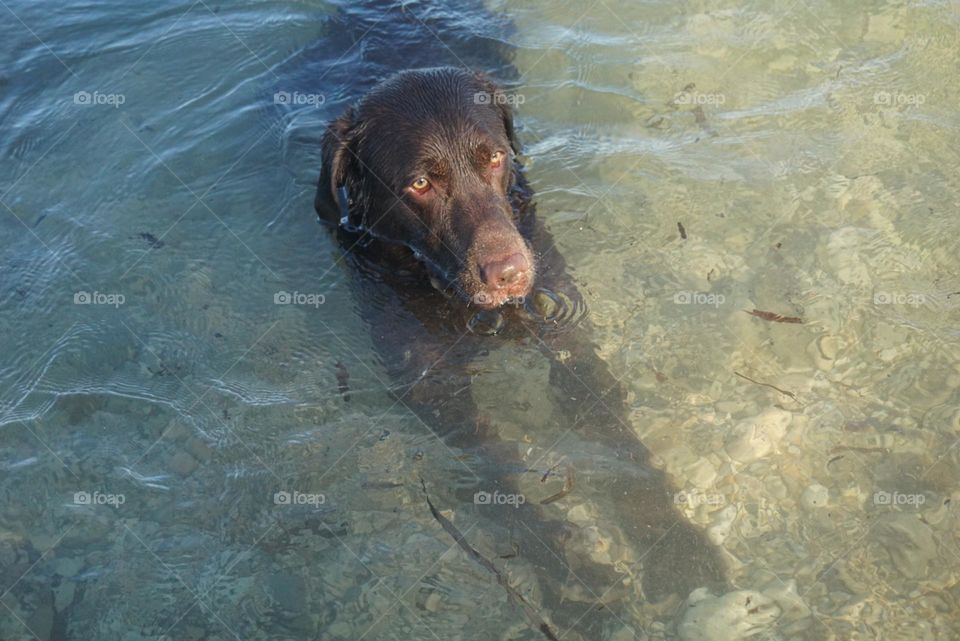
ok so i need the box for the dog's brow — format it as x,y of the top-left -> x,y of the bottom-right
474,141 -> 495,159
428,159 -> 450,178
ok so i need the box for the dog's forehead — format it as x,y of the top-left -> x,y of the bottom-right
358,71 -> 506,147
365,69 -> 478,110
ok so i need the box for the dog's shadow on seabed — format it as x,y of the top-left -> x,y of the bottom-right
269,1 -> 727,638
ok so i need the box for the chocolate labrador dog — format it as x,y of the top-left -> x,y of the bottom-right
313,65 -> 725,638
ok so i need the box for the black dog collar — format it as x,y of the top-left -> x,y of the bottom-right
336,184 -> 362,232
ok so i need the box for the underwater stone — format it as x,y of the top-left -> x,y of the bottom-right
678,588 -> 781,641
800,483 -> 829,509
724,408 -> 792,462
875,513 -> 937,579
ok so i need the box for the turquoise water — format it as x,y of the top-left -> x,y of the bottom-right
2,1 -> 960,639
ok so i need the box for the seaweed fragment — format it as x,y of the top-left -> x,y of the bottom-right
137,232 -> 165,248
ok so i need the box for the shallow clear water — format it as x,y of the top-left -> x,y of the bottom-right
2,1 -> 959,639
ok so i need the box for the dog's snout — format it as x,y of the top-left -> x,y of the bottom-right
480,252 -> 528,288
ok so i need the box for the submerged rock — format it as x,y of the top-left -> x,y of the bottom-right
875,513 -> 937,579
677,588 -> 781,641
707,504 -> 738,546
724,408 -> 792,463
800,483 -> 829,509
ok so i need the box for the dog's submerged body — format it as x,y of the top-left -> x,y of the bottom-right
307,3 -> 725,637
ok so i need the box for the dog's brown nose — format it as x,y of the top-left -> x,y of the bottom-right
480,252 -> 529,288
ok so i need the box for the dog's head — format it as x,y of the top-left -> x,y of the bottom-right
316,67 -> 534,309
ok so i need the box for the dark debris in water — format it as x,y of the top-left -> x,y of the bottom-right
734,370 -> 798,401
540,465 -> 575,505
744,308 -> 803,324
335,360 -> 350,401
135,232 -> 165,248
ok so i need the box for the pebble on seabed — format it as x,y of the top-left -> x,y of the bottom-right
677,588 -> 781,641
800,483 -> 829,509
724,408 -> 792,463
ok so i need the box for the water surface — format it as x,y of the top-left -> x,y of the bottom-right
2,0 -> 959,639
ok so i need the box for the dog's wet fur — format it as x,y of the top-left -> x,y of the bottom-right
316,68 -> 535,308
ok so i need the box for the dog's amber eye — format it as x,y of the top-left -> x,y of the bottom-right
410,177 -> 431,194
490,151 -> 505,169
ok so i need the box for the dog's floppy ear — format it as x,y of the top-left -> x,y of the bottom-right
315,106 -> 359,223
474,73 -> 520,155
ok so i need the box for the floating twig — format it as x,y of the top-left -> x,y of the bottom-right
733,371 -> 797,400
419,478 -> 559,641
744,309 -> 803,324
540,466 -> 576,505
